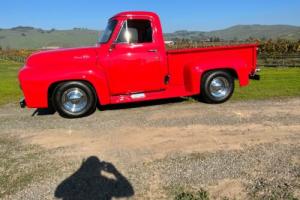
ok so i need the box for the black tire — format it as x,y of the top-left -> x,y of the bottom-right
52,81 -> 97,118
200,70 -> 234,103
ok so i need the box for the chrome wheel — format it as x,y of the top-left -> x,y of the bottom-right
209,77 -> 230,98
61,88 -> 88,113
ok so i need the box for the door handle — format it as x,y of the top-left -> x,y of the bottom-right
148,49 -> 158,53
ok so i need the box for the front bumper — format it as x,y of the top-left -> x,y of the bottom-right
20,98 -> 26,108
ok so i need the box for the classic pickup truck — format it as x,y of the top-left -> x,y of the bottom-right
19,11 -> 259,118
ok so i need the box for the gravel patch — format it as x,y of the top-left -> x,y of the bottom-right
0,98 -> 299,199
128,143 -> 300,199
0,98 -> 299,133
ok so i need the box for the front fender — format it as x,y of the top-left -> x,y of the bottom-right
19,66 -> 111,108
47,68 -> 111,106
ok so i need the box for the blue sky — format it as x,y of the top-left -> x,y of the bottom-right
1,0 -> 300,32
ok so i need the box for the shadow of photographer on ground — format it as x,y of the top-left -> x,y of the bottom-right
55,156 -> 134,200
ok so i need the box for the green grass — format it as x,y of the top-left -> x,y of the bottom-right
0,59 -> 22,105
233,67 -> 300,100
174,189 -> 210,200
0,59 -> 300,106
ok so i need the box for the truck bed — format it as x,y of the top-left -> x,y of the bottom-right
166,44 -> 258,88
167,44 -> 257,54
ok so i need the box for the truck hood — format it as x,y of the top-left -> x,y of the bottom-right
25,46 -> 99,69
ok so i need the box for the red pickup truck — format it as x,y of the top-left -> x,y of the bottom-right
19,11 -> 259,118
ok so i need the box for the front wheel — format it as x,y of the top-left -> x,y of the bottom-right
200,70 -> 234,103
52,81 -> 97,118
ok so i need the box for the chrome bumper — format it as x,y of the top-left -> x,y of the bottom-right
249,68 -> 260,80
249,74 -> 260,80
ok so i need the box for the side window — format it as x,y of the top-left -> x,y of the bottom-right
116,19 -> 153,44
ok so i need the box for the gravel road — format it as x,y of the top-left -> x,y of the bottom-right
0,98 -> 299,199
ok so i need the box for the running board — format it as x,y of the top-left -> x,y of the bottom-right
110,87 -> 196,104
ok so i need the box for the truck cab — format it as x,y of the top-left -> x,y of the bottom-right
98,12 -> 168,95
19,11 -> 259,118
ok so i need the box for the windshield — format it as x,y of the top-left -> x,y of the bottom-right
98,20 -> 118,44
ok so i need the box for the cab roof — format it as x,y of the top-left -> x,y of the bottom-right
112,11 -> 159,19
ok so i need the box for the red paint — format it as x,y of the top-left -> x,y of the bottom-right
18,11 -> 258,108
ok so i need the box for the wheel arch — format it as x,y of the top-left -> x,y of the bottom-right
184,65 -> 241,94
48,79 -> 100,108
200,68 -> 238,81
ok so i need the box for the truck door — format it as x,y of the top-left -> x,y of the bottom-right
106,19 -> 167,95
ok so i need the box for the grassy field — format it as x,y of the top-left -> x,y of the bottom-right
0,59 -> 300,106
0,59 -> 22,105
233,67 -> 300,100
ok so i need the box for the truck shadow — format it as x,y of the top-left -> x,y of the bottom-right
31,108 -> 56,116
99,97 -> 189,111
54,156 -> 134,200
31,97 -> 195,116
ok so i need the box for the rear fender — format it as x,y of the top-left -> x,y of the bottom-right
184,64 -> 249,93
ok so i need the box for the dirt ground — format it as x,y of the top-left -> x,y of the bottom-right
0,98 -> 299,199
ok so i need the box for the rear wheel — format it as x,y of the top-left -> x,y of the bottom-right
200,70 -> 234,103
52,81 -> 97,118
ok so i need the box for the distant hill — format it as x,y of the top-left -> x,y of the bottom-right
165,25 -> 300,41
207,25 -> 300,41
1,25 -> 300,49
0,26 -> 99,49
